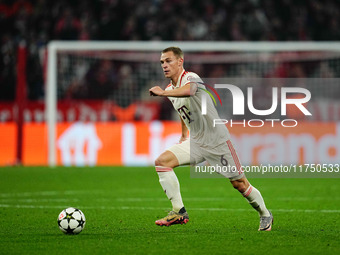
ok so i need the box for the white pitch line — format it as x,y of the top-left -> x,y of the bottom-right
0,198 -> 80,203
0,190 -> 103,198
0,204 -> 69,209
1,196 -> 338,202
0,204 -> 339,213
114,197 -> 226,202
1,190 -> 339,202
114,197 -> 340,202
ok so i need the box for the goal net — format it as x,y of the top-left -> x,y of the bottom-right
47,41 -> 340,166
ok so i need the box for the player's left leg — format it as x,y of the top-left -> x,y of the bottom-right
205,140 -> 273,231
230,177 -> 269,215
230,177 -> 273,231
225,140 -> 273,230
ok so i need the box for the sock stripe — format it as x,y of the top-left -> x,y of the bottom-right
155,166 -> 173,172
243,185 -> 253,197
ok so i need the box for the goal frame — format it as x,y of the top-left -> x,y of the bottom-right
47,41 -> 340,166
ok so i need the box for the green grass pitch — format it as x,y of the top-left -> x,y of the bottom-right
0,166 -> 339,255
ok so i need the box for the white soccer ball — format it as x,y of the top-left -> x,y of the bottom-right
58,207 -> 86,234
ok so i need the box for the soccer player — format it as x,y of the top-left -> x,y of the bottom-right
149,47 -> 273,231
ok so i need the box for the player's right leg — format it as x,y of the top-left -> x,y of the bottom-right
154,140 -> 191,226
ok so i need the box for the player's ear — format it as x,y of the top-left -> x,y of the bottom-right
178,57 -> 184,66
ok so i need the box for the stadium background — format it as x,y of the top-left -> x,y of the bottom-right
1,0 -> 340,166
0,1 -> 340,255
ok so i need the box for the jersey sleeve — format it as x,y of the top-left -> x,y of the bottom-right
182,72 -> 202,95
182,72 -> 202,86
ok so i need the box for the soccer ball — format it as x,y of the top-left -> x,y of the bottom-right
58,207 -> 86,234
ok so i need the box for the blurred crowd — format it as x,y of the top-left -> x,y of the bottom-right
1,0 -> 340,101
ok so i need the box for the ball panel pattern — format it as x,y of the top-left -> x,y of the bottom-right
57,207 -> 86,235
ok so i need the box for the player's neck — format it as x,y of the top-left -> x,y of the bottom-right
171,68 -> 184,85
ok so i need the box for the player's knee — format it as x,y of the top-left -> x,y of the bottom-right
155,151 -> 178,168
154,157 -> 163,166
231,181 -> 241,190
231,179 -> 248,193
155,155 -> 168,167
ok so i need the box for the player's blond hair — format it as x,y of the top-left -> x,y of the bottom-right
162,47 -> 184,59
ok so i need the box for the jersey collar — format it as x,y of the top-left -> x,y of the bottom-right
171,69 -> 186,88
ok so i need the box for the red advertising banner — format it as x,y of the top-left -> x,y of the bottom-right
0,123 -> 17,165
0,121 -> 339,166
22,121 -> 181,166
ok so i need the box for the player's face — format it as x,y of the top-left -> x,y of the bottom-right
160,51 -> 183,79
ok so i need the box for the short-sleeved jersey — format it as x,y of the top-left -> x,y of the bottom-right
165,70 -> 231,152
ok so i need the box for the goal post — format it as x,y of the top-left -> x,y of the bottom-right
46,41 -> 340,167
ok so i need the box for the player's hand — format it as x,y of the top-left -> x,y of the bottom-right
179,136 -> 187,143
149,86 -> 164,96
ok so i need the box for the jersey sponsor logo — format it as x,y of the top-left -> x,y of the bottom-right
177,105 -> 192,123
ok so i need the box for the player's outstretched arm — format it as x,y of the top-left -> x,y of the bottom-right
149,83 -> 197,98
